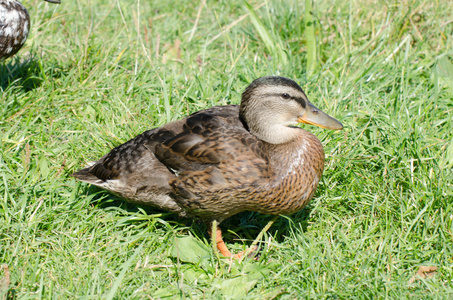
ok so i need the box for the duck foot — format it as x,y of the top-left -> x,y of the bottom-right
208,223 -> 259,259
208,216 -> 278,259
208,224 -> 235,257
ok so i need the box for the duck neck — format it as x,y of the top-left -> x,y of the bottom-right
244,130 -> 326,216
265,130 -> 325,185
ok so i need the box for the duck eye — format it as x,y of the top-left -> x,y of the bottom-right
282,93 -> 290,99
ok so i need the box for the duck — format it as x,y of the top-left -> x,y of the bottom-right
72,76 -> 343,258
0,0 -> 60,60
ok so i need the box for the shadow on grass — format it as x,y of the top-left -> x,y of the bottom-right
83,184 -> 313,246
85,185 -> 194,224
1,57 -> 45,92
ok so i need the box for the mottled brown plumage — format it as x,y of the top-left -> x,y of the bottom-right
72,76 -> 343,257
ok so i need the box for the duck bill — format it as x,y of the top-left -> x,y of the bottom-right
297,103 -> 343,130
44,0 -> 61,4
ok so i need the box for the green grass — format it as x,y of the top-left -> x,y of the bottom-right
1,0 -> 453,298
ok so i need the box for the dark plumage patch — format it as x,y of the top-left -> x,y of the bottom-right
243,76 -> 305,95
292,96 -> 307,108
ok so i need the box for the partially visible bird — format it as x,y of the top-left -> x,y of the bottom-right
72,76 -> 343,258
0,0 -> 60,60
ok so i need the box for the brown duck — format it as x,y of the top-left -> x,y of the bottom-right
72,76 -> 343,257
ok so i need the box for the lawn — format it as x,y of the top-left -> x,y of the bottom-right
1,0 -> 453,298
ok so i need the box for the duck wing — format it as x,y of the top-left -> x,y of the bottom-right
154,107 -> 270,215
155,105 -> 266,170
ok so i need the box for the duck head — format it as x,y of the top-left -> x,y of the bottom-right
240,76 -> 343,144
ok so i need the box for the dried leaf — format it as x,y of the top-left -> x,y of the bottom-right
162,39 -> 182,64
408,266 -> 438,284
0,264 -> 10,298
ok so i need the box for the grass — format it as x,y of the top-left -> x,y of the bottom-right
1,0 -> 453,298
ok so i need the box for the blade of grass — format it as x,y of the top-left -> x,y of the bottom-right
106,242 -> 144,300
243,0 -> 288,65
305,0 -> 316,74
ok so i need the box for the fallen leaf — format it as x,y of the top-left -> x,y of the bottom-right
0,264 -> 10,298
408,266 -> 438,284
213,276 -> 258,299
162,39 -> 182,64
170,235 -> 211,264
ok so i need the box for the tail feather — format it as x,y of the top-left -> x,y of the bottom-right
71,166 -> 105,187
